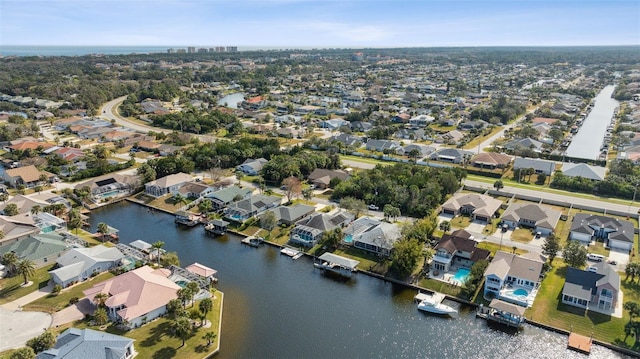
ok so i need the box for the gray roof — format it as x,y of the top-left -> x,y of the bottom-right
293,211 -> 353,235
512,157 -> 556,174
561,163 -> 607,181
431,148 -> 474,160
505,138 -> 543,151
570,214 -> 634,243
50,245 -> 124,282
489,298 -> 526,316
227,194 -> 281,214
441,193 -> 502,218
563,262 -> 620,299
0,232 -> 68,263
266,204 -> 316,223
206,186 -> 252,203
501,203 -> 561,231
345,217 -> 400,251
485,251 -> 545,282
36,328 -> 134,359
318,252 -> 359,269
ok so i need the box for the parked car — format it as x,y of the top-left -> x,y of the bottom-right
587,253 -> 605,262
368,204 -> 379,211
607,260 -> 617,265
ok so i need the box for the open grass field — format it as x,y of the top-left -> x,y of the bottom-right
0,264 -> 56,305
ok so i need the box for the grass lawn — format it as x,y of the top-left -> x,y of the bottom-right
586,241 -> 610,257
450,216 -> 472,229
23,271 -> 115,313
417,277 -> 463,297
339,154 -> 391,167
333,247 -> 390,274
477,241 -> 527,256
146,194 -> 193,213
511,228 -> 533,243
527,263 -> 638,350
463,126 -> 503,150
0,264 -> 56,305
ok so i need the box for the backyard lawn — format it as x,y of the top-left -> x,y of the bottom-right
527,263 -> 638,350
0,264 -> 56,305
510,228 -> 533,242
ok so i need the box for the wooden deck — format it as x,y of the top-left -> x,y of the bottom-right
567,332 -> 592,354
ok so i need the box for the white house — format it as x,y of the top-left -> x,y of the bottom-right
483,251 -> 546,307
344,217 -> 400,257
144,172 -> 194,198
50,245 -> 125,287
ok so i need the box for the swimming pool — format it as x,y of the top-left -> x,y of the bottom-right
344,234 -> 353,243
452,268 -> 470,284
176,280 -> 188,288
513,288 -> 528,296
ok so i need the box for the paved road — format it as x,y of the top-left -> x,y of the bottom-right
472,103 -> 544,153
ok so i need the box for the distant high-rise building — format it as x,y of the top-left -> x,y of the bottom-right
226,46 -> 238,52
209,48 -> 215,53
176,49 -> 186,54
198,48 -> 208,53
167,48 -> 175,54
215,46 -> 225,52
188,47 -> 196,53
353,52 -> 364,61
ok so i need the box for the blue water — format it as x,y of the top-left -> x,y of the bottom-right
452,268 -> 470,283
514,288 -> 528,296
344,234 -> 353,243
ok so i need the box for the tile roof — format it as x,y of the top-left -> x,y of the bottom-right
5,165 -> 45,183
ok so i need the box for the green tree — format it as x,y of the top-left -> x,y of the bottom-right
199,297 -> 213,325
161,251 -> 180,267
4,203 -> 19,216
185,281 -> 200,307
136,163 -> 157,183
17,259 -> 36,285
493,180 -> 504,191
152,240 -> 165,265
390,238 -> 423,278
259,210 -> 277,238
383,204 -> 401,222
198,199 -> 213,214
166,299 -> 184,319
96,222 -> 109,243
439,220 -> 451,233
67,209 -> 82,234
177,287 -> 193,309
562,240 -> 588,268
339,196 -> 367,218
172,316 -> 192,347
30,205 -> 42,216
623,301 -> 640,323
321,227 -> 343,250
541,233 -> 560,263
302,187 -> 313,202
10,347 -> 35,359
93,307 -> 109,325
173,193 -> 188,206
93,292 -> 109,308
26,331 -> 56,354
625,262 -> 640,282
203,331 -> 217,347
2,251 -> 19,275
0,193 -> 8,203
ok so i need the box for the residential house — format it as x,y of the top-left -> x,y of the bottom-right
512,158 -> 556,176
471,152 -> 513,169
350,121 -> 373,133
504,138 -> 544,153
176,182 -> 217,199
144,172 -> 194,198
320,118 -> 349,130
483,251 -> 546,307
432,229 -> 490,272
307,168 -> 350,189
429,148 -> 474,164
440,193 -> 502,222
501,203 -> 561,235
408,114 -> 435,127
329,133 -> 363,147
398,144 -> 434,157
437,130 -> 465,145
205,186 -> 252,211
561,163 -> 607,181
36,328 -> 135,359
0,232 -> 69,268
2,165 -> 52,188
289,210 -> 354,247
365,139 -> 401,153
53,147 -> 86,162
262,203 -> 316,226
344,216 -> 400,257
569,214 -> 634,252
0,194 -> 51,215
83,265 -> 180,329
532,117 -> 560,125
562,262 -> 620,311
50,245 -> 125,287
0,215 -> 39,245
394,128 -> 425,140
224,194 -> 282,222
236,158 -> 268,176
75,173 -> 138,202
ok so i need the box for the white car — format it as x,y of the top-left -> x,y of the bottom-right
368,204 -> 379,211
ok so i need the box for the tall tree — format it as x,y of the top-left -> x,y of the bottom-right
96,222 -> 109,242
26,330 -> 56,354
203,331 -> 217,347
542,233 -> 560,263
93,292 -> 109,308
185,281 -> 200,307
282,176 -> 302,203
562,240 -> 588,268
17,259 -> 36,285
2,251 -> 19,276
173,316 -> 192,347
339,196 -> 367,218
390,238 -> 422,278
199,297 -> 213,326
493,180 -> 504,191
152,240 -> 165,265
177,287 -> 193,309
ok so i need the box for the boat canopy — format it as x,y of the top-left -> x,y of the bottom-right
489,298 -> 526,316
318,253 -> 359,270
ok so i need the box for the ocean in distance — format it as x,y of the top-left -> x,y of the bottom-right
0,45 -> 321,57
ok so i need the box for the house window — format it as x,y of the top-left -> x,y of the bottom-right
601,288 -> 613,298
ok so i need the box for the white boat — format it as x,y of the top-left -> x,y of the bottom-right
416,292 -> 458,317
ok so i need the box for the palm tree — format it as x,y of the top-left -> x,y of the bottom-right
177,287 -> 192,309
93,292 -> 109,308
151,241 -> 164,265
30,205 -> 42,216
93,307 -> 109,326
173,316 -> 191,347
97,222 -> 109,243
199,298 -> 213,326
203,331 -> 217,346
17,259 -> 36,285
173,193 -> 187,206
185,281 -> 199,307
2,252 -> 18,275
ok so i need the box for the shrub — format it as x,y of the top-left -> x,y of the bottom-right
69,297 -> 79,305
52,284 -> 62,295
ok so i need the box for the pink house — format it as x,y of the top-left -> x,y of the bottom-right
83,266 -> 180,329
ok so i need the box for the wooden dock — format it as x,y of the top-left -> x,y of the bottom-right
567,332 -> 592,354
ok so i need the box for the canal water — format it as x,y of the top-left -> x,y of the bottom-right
89,202 -> 622,358
217,93 -> 245,109
566,85 -> 619,160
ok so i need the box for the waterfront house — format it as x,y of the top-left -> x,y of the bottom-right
144,172 -> 194,198
50,245 -> 124,288
512,157 -> 556,176
569,214 -> 634,252
1,165 -> 53,188
36,328 -> 135,359
83,265 -> 180,329
562,262 -> 619,311
175,181 -> 217,199
483,251 -> 546,307
432,229 -> 490,272
561,163 -> 607,181
470,152 -> 513,169
75,173 -> 138,203
224,194 -> 282,222
429,148 -> 474,164
343,216 -> 400,257
307,168 -> 350,189
289,210 -> 354,247
236,158 -> 268,176
500,202 -> 561,235
0,232 -> 69,268
262,203 -> 316,226
440,193 -> 502,223
205,186 -> 252,211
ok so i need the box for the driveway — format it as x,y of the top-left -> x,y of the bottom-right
607,248 -> 630,270
466,220 -> 487,235
51,298 -> 94,327
0,307 -> 52,351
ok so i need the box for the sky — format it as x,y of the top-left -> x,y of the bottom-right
1,0 -> 639,47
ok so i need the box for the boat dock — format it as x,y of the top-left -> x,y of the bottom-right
314,252 -> 359,278
205,219 -> 230,235
241,236 -> 263,247
281,247 -> 303,259
476,299 -> 526,328
175,210 -> 200,227
567,332 -> 592,355
414,292 -> 445,303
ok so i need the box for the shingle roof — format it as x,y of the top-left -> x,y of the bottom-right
501,203 -> 561,230
0,232 -> 68,263
441,193 -> 502,218
563,262 -> 620,299
561,163 -> 607,181
36,328 -> 134,359
484,251 -> 544,282
570,213 -> 634,243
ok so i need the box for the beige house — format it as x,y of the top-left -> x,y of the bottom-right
440,193 -> 502,222
2,165 -> 52,188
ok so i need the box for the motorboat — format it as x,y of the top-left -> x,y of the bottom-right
416,292 -> 458,317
